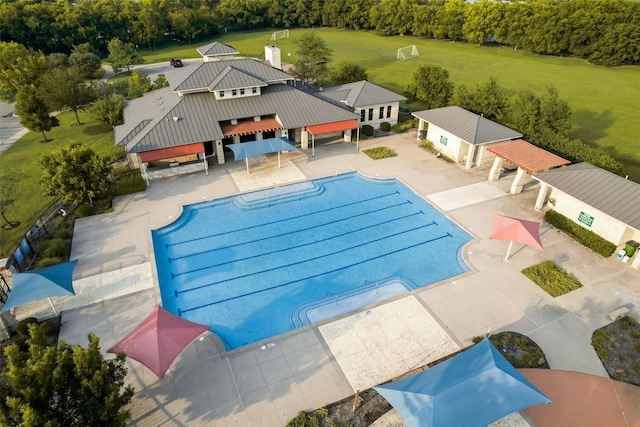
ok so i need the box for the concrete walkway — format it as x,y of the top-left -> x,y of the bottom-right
14,132 -> 638,426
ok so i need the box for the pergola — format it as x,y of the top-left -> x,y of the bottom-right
487,139 -> 570,194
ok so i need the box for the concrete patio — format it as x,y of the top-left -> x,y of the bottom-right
11,132 -> 640,426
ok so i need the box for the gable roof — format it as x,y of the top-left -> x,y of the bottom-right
208,67 -> 268,92
115,84 -> 358,153
167,58 -> 292,93
196,42 -> 239,57
533,163 -> 640,231
322,80 -> 406,107
487,139 -> 570,173
412,106 -> 522,145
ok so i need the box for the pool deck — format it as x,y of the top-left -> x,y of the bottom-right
12,132 -> 640,426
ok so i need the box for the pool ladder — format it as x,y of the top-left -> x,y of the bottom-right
364,280 -> 380,294
326,291 -> 339,306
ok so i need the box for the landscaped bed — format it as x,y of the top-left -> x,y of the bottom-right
592,315 -> 640,386
521,260 -> 583,297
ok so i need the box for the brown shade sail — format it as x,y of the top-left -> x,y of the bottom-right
221,118 -> 282,137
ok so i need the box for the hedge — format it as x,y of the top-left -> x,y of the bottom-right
544,210 -> 617,257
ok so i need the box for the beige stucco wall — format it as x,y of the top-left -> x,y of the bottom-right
549,188 -> 639,246
357,102 -> 401,129
426,125 -> 465,162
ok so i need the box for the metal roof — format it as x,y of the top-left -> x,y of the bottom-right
118,84 -> 358,153
487,139 -> 570,173
533,163 -> 640,231
208,67 -> 268,92
169,58 -> 292,92
196,42 -> 239,57
412,106 -> 522,145
322,80 -> 406,107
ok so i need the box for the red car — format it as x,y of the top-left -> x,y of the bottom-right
170,58 -> 183,67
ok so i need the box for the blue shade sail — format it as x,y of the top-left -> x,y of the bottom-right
228,137 -> 298,161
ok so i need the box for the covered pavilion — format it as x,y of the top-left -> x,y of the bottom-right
487,139 -> 570,194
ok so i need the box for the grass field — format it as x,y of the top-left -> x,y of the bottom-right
0,113 -> 117,256
140,28 -> 640,181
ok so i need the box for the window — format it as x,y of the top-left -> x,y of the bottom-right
219,91 -> 225,98
360,109 -> 366,122
440,135 -> 448,146
232,89 -> 237,96
387,105 -> 392,118
379,107 -> 384,119
368,108 -> 373,121
240,88 -> 245,95
252,87 -> 257,94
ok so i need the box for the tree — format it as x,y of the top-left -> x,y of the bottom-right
40,143 -> 110,206
0,42 -> 47,103
404,64 -> 454,109
455,77 -> 509,121
290,33 -> 333,83
127,69 -> 152,99
90,94 -> 126,129
107,38 -> 144,73
540,86 -> 573,136
69,43 -> 102,79
506,91 -> 542,139
40,67 -> 96,125
46,52 -> 70,69
0,325 -> 134,426
331,62 -> 368,85
152,73 -> 169,90
0,172 -> 21,229
15,87 -> 60,142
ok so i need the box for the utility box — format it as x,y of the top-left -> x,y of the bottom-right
625,240 -> 639,257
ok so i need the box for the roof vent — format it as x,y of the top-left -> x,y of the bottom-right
173,117 -> 180,122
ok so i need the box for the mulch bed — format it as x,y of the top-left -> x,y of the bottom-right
594,316 -> 640,386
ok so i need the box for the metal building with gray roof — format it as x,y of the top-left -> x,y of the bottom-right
533,163 -> 640,268
115,44 -> 405,184
412,106 -> 522,169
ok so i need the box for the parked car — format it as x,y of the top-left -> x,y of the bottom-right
170,58 -> 183,67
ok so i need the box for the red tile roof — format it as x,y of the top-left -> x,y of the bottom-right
487,139 -> 570,173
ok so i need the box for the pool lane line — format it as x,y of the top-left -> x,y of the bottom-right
165,190 -> 401,248
177,232 -> 453,315
168,200 -> 417,263
171,213 -> 434,277
173,223 -> 448,296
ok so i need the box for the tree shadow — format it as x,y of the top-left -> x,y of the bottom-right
82,124 -> 111,136
570,109 -> 614,147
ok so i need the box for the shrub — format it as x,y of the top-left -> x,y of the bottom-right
37,238 -> 67,258
363,147 -> 397,160
472,336 -> 483,344
380,121 -> 391,132
420,139 -> 435,152
636,344 -> 640,353
75,204 -> 94,217
544,210 -> 616,257
631,330 -> 640,339
635,365 -> 640,374
36,257 -> 63,268
393,118 -> 418,133
591,329 -> 612,363
16,317 -> 39,336
109,170 -> 145,198
362,125 -> 374,137
58,229 -> 71,240
521,260 -> 582,297
286,409 -> 326,427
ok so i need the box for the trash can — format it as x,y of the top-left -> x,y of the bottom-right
625,240 -> 640,257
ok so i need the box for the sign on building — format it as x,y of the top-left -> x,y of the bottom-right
578,211 -> 594,227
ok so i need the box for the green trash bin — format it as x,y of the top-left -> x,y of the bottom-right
625,240 -> 639,257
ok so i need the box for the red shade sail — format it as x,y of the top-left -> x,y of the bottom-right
489,213 -> 544,260
306,120 -> 359,135
107,306 -> 209,379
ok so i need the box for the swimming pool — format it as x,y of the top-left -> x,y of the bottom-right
153,172 -> 471,350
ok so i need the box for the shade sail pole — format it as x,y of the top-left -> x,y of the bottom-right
312,135 -> 315,157
245,158 -> 249,174
504,241 -> 514,261
356,128 -> 360,149
47,297 -> 58,316
278,151 -> 281,168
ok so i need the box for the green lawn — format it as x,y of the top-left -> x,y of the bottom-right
0,112 -> 117,256
191,28 -> 640,181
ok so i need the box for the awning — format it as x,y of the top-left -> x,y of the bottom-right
228,137 -> 297,161
306,119 -> 359,136
222,118 -> 282,138
487,139 -> 570,173
139,143 -> 204,163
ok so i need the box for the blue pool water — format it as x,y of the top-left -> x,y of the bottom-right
153,173 -> 471,350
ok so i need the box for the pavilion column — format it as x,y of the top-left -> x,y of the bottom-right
489,157 -> 503,181
215,140 -> 225,164
344,129 -> 352,142
510,167 -> 529,194
301,130 -> 309,149
465,144 -> 475,169
534,183 -> 551,210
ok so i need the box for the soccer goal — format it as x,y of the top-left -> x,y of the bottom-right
397,45 -> 419,60
271,29 -> 290,41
